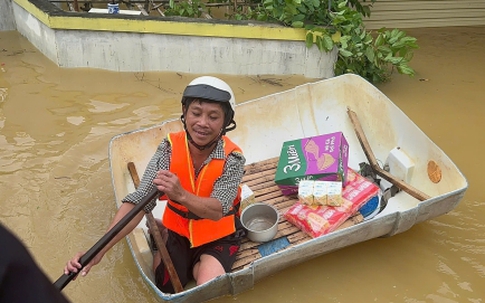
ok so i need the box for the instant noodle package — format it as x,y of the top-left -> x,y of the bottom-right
284,168 -> 380,238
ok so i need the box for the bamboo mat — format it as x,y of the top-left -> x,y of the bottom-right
232,157 -> 363,271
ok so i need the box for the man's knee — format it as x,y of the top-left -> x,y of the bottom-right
194,254 -> 225,285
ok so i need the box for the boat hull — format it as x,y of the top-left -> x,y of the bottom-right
108,74 -> 467,302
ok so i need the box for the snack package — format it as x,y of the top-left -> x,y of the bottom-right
239,184 -> 256,212
312,181 -> 327,206
298,180 -> 314,205
326,181 -> 343,206
284,169 -> 379,237
275,132 -> 349,196
298,180 -> 343,207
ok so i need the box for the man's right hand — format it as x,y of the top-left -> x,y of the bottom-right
64,251 -> 102,280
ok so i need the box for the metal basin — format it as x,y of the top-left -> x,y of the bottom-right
240,203 -> 279,242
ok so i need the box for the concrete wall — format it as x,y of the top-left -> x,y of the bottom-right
0,0 -> 17,31
10,0 -> 337,78
13,3 -> 58,63
53,30 -> 336,76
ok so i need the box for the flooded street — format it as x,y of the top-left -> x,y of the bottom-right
1,25 -> 484,303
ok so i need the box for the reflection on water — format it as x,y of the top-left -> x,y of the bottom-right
0,26 -> 484,303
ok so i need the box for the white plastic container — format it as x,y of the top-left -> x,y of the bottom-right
107,2 -> 119,14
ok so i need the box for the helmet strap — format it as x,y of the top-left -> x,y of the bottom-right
186,131 -> 220,151
224,120 -> 236,133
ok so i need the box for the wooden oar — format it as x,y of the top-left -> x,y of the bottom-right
54,187 -> 160,290
127,162 -> 184,293
347,107 -> 431,201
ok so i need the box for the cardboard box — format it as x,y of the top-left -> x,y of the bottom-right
239,184 -> 256,212
274,132 -> 349,196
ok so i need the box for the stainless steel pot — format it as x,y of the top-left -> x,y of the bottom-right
240,203 -> 279,242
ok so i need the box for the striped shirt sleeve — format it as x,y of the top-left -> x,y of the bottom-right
122,138 -> 171,213
121,137 -> 246,215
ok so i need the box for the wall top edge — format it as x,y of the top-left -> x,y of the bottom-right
15,0 -> 308,41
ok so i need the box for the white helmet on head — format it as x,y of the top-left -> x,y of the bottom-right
181,76 -> 237,135
182,76 -> 236,112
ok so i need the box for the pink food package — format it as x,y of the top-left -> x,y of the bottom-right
284,168 -> 380,238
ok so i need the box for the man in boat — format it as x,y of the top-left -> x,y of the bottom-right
65,76 -> 246,293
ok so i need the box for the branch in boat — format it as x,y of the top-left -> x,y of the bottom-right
127,162 -> 184,293
346,108 -> 431,201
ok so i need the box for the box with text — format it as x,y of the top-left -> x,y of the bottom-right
274,132 -> 349,196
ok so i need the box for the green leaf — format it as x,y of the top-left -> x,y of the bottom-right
397,65 -> 415,76
388,56 -> 404,64
306,32 -> 314,47
400,36 -> 419,47
377,45 -> 391,54
331,31 -> 341,43
338,0 -> 347,9
340,36 -> 349,49
340,49 -> 353,57
292,21 -> 304,28
322,35 -> 334,51
316,38 -> 324,51
365,46 -> 374,62
374,34 -> 384,47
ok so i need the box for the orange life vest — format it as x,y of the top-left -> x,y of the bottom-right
162,131 -> 242,247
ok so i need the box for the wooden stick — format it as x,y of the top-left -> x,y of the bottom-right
54,187 -> 160,290
149,0 -> 165,16
347,108 -> 431,201
135,3 -> 150,15
127,162 -> 184,293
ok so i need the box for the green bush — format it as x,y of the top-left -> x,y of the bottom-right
164,0 -> 206,17
307,1 -> 418,82
245,0 -> 418,83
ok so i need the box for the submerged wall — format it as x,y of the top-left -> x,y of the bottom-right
0,0 -> 17,31
9,0 -> 337,78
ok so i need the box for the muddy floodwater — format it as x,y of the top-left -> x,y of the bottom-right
1,26 -> 484,303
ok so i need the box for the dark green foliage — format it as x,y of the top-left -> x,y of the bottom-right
164,0 -> 206,17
